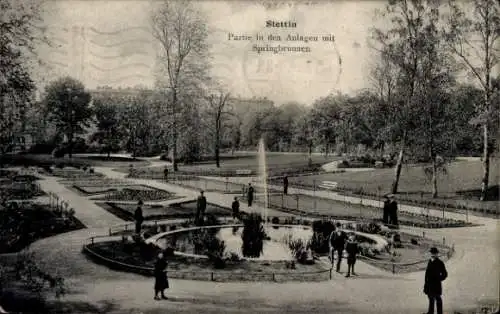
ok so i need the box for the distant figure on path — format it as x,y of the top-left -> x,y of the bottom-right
247,183 -> 254,207
134,200 -> 144,234
388,195 -> 399,227
382,195 -> 391,224
153,252 -> 169,300
283,175 -> 289,195
423,247 -> 448,314
163,167 -> 169,182
329,222 -> 347,272
196,191 -> 207,224
232,196 -> 240,219
345,234 -> 359,278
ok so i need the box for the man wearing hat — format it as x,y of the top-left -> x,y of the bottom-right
134,200 -> 144,234
423,247 -> 448,314
387,194 -> 399,227
196,190 -> 207,225
382,194 -> 391,224
329,222 -> 347,272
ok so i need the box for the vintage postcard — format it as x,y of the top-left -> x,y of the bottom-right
0,0 -> 498,313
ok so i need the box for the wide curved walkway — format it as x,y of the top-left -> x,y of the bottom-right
21,168 -> 500,313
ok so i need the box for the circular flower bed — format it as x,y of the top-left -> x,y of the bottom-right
83,218 -> 333,282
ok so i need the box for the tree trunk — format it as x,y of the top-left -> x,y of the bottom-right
391,138 -> 405,194
431,155 -> 438,198
480,123 -> 490,201
215,126 -> 220,168
67,135 -> 73,158
379,142 -> 385,160
172,129 -> 178,171
171,92 -> 179,172
308,143 -> 313,166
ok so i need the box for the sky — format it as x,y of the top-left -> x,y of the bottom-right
36,0 -> 389,105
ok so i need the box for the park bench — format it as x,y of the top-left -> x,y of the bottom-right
236,169 -> 252,175
318,181 -> 338,190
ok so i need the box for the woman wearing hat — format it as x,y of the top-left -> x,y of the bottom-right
423,247 -> 448,314
154,252 -> 169,300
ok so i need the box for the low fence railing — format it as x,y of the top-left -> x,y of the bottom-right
358,241 -> 455,274
82,235 -> 333,282
85,218 -> 457,280
276,180 -> 497,217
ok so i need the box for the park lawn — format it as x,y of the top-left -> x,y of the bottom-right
263,194 -> 470,228
290,159 -> 499,197
177,153 -> 335,170
128,153 -> 337,175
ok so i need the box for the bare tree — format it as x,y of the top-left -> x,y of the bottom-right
443,0 -> 500,201
204,91 -> 231,168
151,0 -> 210,171
369,50 -> 399,106
371,0 -> 441,194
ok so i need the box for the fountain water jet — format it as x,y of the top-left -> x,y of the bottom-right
257,138 -> 269,224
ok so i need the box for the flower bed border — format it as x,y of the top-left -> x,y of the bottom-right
84,218 -> 456,280
82,237 -> 332,283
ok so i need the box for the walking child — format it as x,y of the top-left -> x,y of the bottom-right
345,234 -> 359,277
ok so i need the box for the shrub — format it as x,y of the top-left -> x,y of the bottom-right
355,222 -> 382,234
27,143 -> 57,155
288,238 -> 308,263
241,213 -> 265,258
271,217 -> 280,228
309,220 -> 335,254
225,251 -> 241,262
204,214 -> 222,227
337,160 -> 350,168
139,242 -> 161,261
12,251 -> 66,297
191,228 -> 226,268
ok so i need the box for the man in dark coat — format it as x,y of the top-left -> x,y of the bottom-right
345,234 -> 359,277
154,252 -> 169,300
231,196 -> 240,219
134,200 -> 144,234
388,195 -> 399,227
382,195 -> 391,224
329,222 -> 347,272
196,191 -> 207,224
283,176 -> 289,195
423,247 -> 448,314
247,183 -> 254,207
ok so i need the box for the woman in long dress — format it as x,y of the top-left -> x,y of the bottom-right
154,252 -> 169,300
